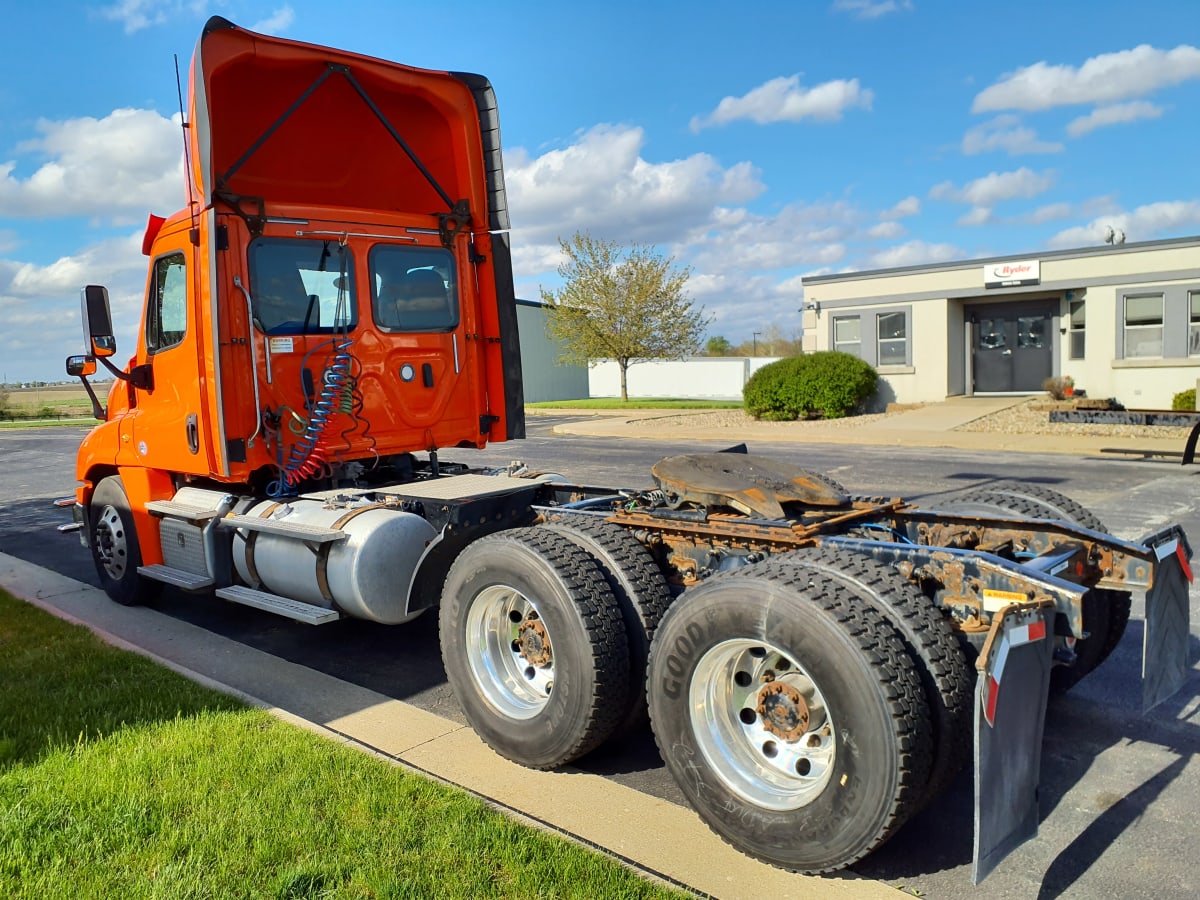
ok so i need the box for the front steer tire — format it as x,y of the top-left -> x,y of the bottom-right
647,567 -> 932,874
88,475 -> 161,607
439,528 -> 630,769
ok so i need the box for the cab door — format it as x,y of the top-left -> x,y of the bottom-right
122,228 -> 213,474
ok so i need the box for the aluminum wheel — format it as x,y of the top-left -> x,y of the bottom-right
465,584 -> 555,720
93,504 -> 130,581
691,638 -> 836,811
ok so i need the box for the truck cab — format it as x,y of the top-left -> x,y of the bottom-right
70,16 -> 523,573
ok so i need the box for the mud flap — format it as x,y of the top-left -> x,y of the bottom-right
972,603 -> 1055,885
1142,533 -> 1193,713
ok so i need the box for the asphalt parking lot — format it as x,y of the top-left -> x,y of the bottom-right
2,421 -> 1198,898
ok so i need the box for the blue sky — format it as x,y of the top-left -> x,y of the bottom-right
1,0 -> 1198,381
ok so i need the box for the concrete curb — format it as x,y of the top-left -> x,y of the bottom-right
0,552 -> 894,900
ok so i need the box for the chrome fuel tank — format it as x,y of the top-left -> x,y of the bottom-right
233,498 -> 437,624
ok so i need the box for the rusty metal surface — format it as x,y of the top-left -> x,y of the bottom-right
651,453 -> 848,518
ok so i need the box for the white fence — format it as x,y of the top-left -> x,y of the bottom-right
588,357 -> 781,401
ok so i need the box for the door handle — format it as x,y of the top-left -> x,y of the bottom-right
186,413 -> 199,454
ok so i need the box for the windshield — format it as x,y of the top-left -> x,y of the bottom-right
248,238 -> 356,334
370,244 -> 458,332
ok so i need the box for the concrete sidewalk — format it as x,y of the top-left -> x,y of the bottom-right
0,552 -> 892,900
536,396 -> 1194,459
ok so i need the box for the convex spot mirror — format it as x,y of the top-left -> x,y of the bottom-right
81,285 -> 117,358
65,355 -> 97,378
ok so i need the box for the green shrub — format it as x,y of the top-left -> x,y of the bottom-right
1172,388 -> 1196,411
743,352 -> 878,420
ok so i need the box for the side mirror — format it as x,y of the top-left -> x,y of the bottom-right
81,285 -> 117,358
65,355 -> 97,378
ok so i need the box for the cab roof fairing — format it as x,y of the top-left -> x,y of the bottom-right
186,16 -> 509,232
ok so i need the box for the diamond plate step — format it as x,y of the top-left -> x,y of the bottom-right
215,586 -> 341,625
138,564 -> 214,590
145,500 -> 223,523
217,514 -> 348,543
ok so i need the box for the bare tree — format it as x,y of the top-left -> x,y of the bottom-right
541,232 -> 708,400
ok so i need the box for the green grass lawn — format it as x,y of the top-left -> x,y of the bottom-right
526,398 -> 742,410
0,590 -> 686,899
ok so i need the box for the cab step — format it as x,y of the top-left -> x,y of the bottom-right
215,585 -> 341,625
138,564 -> 214,591
217,513 -> 347,543
145,499 -> 224,523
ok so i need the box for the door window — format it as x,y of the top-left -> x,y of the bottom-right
146,253 -> 188,354
978,318 -> 1007,349
1017,316 -> 1046,349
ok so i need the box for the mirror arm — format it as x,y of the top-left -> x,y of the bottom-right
75,374 -> 107,420
96,355 -> 154,392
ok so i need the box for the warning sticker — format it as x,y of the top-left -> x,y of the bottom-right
269,337 -> 295,354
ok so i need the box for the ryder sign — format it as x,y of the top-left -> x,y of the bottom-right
984,259 -> 1040,288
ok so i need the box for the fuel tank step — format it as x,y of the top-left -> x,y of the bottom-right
217,514 -> 348,543
215,585 -> 341,625
138,564 -> 214,591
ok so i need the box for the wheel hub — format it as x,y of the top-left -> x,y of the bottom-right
94,506 -> 128,579
517,618 -> 552,667
756,681 -> 810,742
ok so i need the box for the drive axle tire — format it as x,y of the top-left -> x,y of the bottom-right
88,475 -> 161,607
647,567 -> 932,874
772,547 -> 972,801
540,515 -> 673,736
439,528 -> 630,769
937,484 -> 1131,691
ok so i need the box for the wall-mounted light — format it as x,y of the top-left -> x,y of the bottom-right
803,300 -> 821,314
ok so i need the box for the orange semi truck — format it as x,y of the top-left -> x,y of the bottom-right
62,18 -> 1193,883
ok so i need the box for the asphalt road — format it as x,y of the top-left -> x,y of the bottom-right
3,421 -> 1199,899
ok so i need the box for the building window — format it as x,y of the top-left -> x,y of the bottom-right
1190,292 -> 1200,356
1123,293 -> 1164,358
146,252 -> 187,354
1068,299 -> 1085,360
877,311 -> 907,365
833,315 -> 861,357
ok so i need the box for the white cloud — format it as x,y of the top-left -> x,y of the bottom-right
930,167 -> 1054,206
881,196 -> 920,219
0,231 -> 150,380
958,206 -> 993,226
1027,202 -> 1072,224
866,240 -> 965,269
99,0 -> 207,34
1047,200 -> 1200,248
867,221 -> 906,239
832,0 -> 913,19
0,108 -> 184,220
504,124 -> 764,258
250,5 -> 295,35
1066,101 -> 1164,137
973,44 -> 1200,113
961,115 -> 1063,155
691,75 -> 873,131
